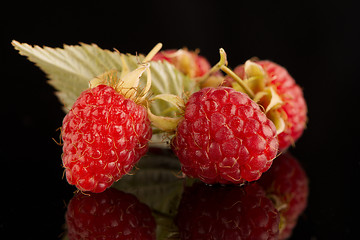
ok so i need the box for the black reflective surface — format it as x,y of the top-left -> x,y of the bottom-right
57,151 -> 308,240
2,1 -> 359,239
0,147 -> 356,239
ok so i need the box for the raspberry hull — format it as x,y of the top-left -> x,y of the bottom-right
62,85 -> 152,193
172,87 -> 279,184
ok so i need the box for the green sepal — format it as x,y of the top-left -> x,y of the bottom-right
148,109 -> 182,133
267,109 -> 286,135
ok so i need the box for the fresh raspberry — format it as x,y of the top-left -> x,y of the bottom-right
258,152 -> 309,239
171,87 -> 279,184
62,84 -> 152,193
176,182 -> 280,239
230,60 -> 307,150
152,48 -> 211,78
65,188 -> 156,240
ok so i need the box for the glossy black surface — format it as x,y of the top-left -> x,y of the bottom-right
2,1 -> 359,239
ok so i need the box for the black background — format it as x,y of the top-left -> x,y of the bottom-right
2,0 -> 359,239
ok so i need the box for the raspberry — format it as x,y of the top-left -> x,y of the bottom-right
62,84 -> 152,193
231,60 -> 307,150
176,182 -> 280,239
171,87 -> 279,184
152,48 -> 211,78
65,188 -> 156,240
258,152 -> 309,239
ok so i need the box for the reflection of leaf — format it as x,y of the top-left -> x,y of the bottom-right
113,153 -> 183,216
112,152 -> 184,239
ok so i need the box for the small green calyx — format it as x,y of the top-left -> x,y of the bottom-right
148,93 -> 185,132
237,61 -> 285,135
89,63 -> 151,105
205,50 -> 286,135
89,43 -> 164,105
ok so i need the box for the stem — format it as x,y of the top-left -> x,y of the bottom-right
220,65 -> 255,98
196,48 -> 255,99
195,48 -> 228,83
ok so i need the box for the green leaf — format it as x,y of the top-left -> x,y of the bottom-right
12,40 -> 137,110
146,61 -> 197,116
12,40 -> 198,113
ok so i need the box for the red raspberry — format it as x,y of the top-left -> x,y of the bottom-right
152,48 -> 211,78
258,153 -> 309,239
65,188 -> 156,240
176,182 -> 280,239
62,84 -> 152,193
172,87 -> 279,184
231,61 -> 307,150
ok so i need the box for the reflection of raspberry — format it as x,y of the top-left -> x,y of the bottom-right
172,87 -> 279,184
152,49 -> 211,78
66,188 -> 156,240
62,85 -> 152,193
258,152 -> 309,239
176,182 -> 280,239
231,61 -> 307,150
